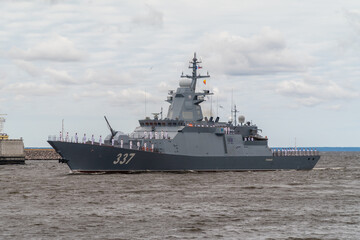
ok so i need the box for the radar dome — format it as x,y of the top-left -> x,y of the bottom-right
179,79 -> 191,87
238,115 -> 245,124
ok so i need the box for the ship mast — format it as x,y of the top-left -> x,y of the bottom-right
181,52 -> 210,91
231,104 -> 239,126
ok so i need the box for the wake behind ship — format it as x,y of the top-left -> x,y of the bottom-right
48,53 -> 320,173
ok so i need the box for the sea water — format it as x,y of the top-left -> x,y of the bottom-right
0,152 -> 359,239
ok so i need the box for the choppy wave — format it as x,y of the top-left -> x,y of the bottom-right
0,152 -> 359,239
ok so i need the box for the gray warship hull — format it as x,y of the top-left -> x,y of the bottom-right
48,141 -> 320,173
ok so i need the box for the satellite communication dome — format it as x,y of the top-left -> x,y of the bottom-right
228,116 -> 233,123
179,79 -> 191,87
238,115 -> 245,124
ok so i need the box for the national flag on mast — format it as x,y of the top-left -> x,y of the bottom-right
203,79 -> 206,85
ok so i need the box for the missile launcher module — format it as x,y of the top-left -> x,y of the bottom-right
48,54 -> 320,173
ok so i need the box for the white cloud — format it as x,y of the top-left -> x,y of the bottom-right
13,60 -> 41,77
1,1 -> 360,147
344,9 -> 360,34
8,35 -> 86,62
326,104 -> 342,111
107,88 -> 160,106
296,97 -> 323,107
201,28 -> 311,76
5,82 -> 61,97
131,5 -> 163,28
276,76 -> 358,107
158,81 -> 172,92
44,68 -> 77,85
82,69 -> 136,86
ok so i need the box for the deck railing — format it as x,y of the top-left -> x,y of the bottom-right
272,148 -> 318,156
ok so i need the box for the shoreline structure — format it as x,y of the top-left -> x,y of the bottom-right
25,148 -> 60,160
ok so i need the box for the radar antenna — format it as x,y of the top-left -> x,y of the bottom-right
181,52 -> 210,91
152,107 -> 163,120
152,113 -> 159,120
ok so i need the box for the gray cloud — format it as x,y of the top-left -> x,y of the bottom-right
344,9 -> 360,34
8,35 -> 86,62
201,28 -> 311,76
131,5 -> 163,28
13,60 -> 41,77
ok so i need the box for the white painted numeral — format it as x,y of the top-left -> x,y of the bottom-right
126,153 -> 136,164
119,153 -> 128,164
113,153 -> 122,164
113,153 -> 135,165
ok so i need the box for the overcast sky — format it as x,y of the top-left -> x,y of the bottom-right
1,0 -> 359,147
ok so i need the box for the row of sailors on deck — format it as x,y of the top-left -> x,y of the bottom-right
142,126 -> 234,139
272,148 -> 318,156
143,130 -> 168,139
59,132 -> 149,150
58,131 -> 153,150
244,137 -> 254,141
189,126 -> 232,135
59,132 -> 105,145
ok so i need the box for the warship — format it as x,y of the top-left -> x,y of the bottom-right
48,53 -> 320,172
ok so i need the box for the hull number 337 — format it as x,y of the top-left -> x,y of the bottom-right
113,153 -> 136,165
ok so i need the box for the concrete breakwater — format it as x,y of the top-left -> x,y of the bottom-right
0,139 -> 25,164
25,148 -> 61,160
